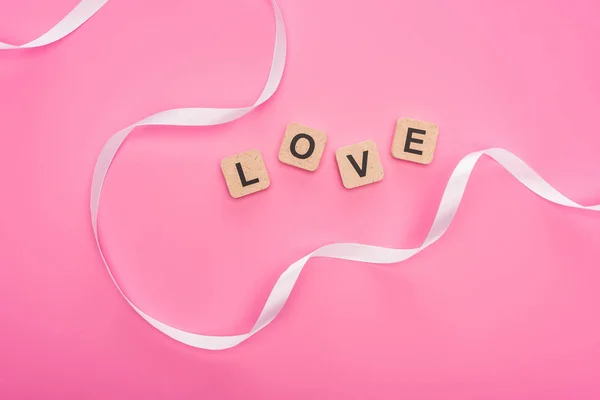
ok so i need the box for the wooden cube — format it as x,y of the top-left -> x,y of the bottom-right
391,118 -> 439,164
335,140 -> 384,189
221,149 -> 270,198
278,123 -> 327,171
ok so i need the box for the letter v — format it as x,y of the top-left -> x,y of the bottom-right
346,151 -> 369,178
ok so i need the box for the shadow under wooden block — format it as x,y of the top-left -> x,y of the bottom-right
278,123 -> 327,171
221,149 -> 270,198
392,117 -> 439,164
335,140 -> 384,189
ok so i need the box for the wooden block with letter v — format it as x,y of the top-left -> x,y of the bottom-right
221,149 -> 270,198
335,140 -> 384,189
392,117 -> 439,164
278,123 -> 327,171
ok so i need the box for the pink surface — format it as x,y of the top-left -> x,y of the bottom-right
1,0 -> 600,398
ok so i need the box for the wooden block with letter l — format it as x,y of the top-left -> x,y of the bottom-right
278,123 -> 327,171
392,117 -> 439,164
221,149 -> 270,198
335,140 -> 384,189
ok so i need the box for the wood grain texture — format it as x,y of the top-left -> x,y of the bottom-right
392,117 -> 439,164
335,140 -> 384,189
278,123 -> 327,172
221,149 -> 270,198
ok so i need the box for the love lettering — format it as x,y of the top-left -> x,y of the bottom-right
221,118 -> 438,198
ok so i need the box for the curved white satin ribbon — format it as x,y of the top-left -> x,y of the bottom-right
2,0 -> 596,351
0,0 -> 107,50
91,0 -> 287,349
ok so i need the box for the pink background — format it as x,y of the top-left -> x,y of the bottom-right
1,0 -> 600,398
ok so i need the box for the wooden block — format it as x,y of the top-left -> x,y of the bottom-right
335,140 -> 384,189
278,123 -> 327,171
220,149 -> 270,198
391,117 -> 439,164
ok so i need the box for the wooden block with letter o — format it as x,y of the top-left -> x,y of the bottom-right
335,140 -> 384,189
278,123 -> 327,171
221,149 -> 270,198
392,117 -> 439,164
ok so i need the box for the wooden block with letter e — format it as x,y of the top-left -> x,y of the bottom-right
335,140 -> 384,189
392,117 -> 439,164
221,149 -> 270,198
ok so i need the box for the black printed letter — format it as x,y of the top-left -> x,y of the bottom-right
289,133 -> 315,160
346,151 -> 369,178
404,127 -> 426,155
235,162 -> 259,187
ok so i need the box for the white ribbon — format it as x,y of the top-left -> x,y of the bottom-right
0,0 -> 107,50
5,0 -> 596,350
90,0 -> 287,349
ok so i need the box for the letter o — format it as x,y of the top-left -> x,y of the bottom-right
289,133 -> 315,160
